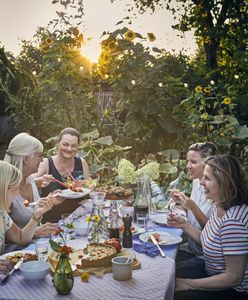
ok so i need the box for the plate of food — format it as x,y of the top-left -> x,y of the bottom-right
0,250 -> 37,263
95,185 -> 133,201
139,231 -> 182,246
58,188 -> 91,199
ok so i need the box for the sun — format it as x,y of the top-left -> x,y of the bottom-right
80,41 -> 101,63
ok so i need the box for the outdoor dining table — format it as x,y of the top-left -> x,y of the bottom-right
0,205 -> 182,300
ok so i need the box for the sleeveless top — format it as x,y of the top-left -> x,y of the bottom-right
9,176 -> 40,228
41,156 -> 84,197
41,156 -> 84,223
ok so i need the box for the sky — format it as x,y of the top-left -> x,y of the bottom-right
0,0 -> 196,62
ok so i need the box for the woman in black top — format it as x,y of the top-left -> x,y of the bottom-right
35,127 -> 90,222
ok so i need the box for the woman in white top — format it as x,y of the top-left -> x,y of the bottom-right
172,142 -> 218,260
0,161 -> 53,255
4,133 -> 62,238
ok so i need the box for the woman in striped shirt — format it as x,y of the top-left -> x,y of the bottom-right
168,154 -> 248,300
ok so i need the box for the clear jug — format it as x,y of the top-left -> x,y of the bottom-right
87,192 -> 108,243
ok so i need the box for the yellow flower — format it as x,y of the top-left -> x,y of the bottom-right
223,97 -> 232,105
93,215 -> 100,222
45,37 -> 53,45
40,44 -> 50,53
80,272 -> 90,282
124,29 -> 137,42
85,216 -> 91,222
195,85 -> 203,93
203,87 -> 211,94
107,40 -> 118,52
147,33 -> 156,42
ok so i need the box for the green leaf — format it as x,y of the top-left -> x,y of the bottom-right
159,163 -> 178,174
81,130 -> 99,140
49,238 -> 62,253
94,136 -> 113,146
236,126 -> 248,139
157,149 -> 180,160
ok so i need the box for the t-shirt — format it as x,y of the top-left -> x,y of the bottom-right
201,204 -> 248,293
9,176 -> 40,228
0,211 -> 13,255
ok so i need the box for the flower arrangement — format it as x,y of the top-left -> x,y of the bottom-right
116,159 -> 160,185
86,214 -> 108,244
49,227 -> 73,257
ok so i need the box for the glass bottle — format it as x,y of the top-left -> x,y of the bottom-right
53,253 -> 74,295
132,176 -> 149,221
109,209 -> 121,239
87,192 -> 108,243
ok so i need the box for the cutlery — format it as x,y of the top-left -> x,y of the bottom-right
150,234 -> 166,257
1,258 -> 24,286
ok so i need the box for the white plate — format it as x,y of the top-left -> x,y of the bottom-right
58,188 -> 91,199
139,231 -> 182,246
151,214 -> 168,225
0,250 -> 35,260
132,226 -> 145,235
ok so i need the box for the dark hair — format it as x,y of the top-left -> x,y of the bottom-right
188,142 -> 218,159
58,128 -> 80,143
205,154 -> 248,209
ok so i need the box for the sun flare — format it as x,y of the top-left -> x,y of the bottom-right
80,41 -> 101,63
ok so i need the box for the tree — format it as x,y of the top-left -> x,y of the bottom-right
109,0 -> 248,82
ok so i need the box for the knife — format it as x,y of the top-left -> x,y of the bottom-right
1,258 -> 24,286
150,234 -> 166,257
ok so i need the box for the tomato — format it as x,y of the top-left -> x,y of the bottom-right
104,238 -> 122,253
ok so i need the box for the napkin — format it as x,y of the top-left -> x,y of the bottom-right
133,242 -> 160,257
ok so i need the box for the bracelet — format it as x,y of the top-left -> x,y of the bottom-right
32,214 -> 42,223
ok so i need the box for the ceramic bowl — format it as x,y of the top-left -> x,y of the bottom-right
19,261 -> 50,281
112,256 -> 133,281
73,221 -> 88,236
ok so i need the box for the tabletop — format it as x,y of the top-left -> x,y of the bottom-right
0,205 -> 182,300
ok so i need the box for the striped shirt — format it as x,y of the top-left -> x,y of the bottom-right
201,204 -> 248,293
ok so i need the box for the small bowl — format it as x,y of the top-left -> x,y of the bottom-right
112,256 -> 133,281
73,221 -> 88,236
20,261 -> 50,281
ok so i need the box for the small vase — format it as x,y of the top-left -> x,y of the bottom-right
53,253 -> 74,295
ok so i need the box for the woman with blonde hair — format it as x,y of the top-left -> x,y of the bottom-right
0,161 -> 53,255
4,132 -> 61,237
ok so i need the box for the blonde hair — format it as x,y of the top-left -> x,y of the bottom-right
4,133 -> 43,171
0,161 -> 22,211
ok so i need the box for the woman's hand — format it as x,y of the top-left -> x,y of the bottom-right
175,278 -> 192,291
172,191 -> 195,211
167,213 -> 187,229
35,174 -> 54,188
34,222 -> 59,238
50,190 -> 65,206
33,195 -> 54,220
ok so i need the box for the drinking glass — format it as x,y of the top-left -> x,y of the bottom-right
35,240 -> 49,262
136,212 -> 148,228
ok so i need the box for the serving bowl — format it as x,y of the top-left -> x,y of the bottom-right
73,221 -> 88,236
19,260 -> 50,281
